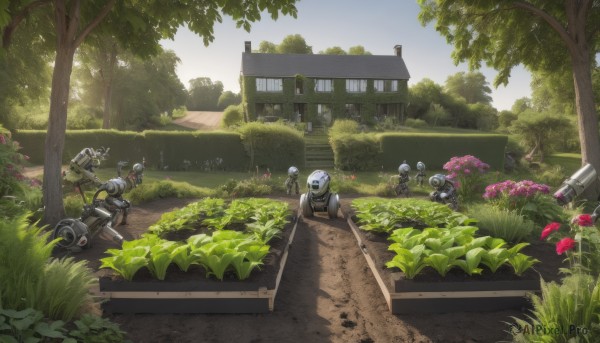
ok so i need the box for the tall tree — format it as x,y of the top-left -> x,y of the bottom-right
419,1 -> 600,197
187,77 -> 224,111
348,45 -> 371,55
257,40 -> 277,53
2,0 -> 298,226
319,46 -> 346,55
444,71 -> 493,105
276,34 -> 312,54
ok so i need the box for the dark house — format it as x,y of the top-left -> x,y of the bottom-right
240,41 -> 410,127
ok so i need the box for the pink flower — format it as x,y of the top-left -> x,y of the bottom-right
0,134 -> 5,144
541,222 -> 561,240
556,238 -> 576,255
463,168 -> 471,174
574,214 -> 594,227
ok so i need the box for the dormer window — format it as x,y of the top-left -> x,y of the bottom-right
256,78 -> 283,92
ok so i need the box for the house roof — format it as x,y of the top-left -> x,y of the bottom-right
241,53 -> 410,80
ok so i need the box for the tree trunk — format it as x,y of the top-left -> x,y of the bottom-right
42,46 -> 75,226
102,44 -> 117,129
572,53 -> 600,199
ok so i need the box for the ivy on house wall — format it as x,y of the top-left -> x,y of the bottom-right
241,75 -> 409,125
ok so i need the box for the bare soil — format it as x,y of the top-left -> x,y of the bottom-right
173,111 -> 224,130
65,196 -> 565,343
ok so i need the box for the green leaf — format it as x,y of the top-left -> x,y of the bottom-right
425,253 -> 452,277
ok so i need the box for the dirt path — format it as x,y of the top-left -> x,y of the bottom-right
173,111 -> 224,130
79,197 -> 525,343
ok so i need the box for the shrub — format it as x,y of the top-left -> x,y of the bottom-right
0,125 -> 30,198
403,118 -> 428,128
484,180 -> 565,226
237,122 -> 305,171
467,204 -> 534,243
329,119 -> 360,137
443,155 -> 490,201
213,178 -> 272,198
330,133 -> 381,171
221,105 -> 244,128
127,180 -> 211,204
510,273 -> 600,342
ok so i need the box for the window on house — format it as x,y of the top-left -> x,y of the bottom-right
316,104 -> 332,126
314,79 -> 333,92
256,78 -> 283,92
374,80 -> 399,92
345,79 -> 367,93
296,78 -> 304,95
256,103 -> 283,117
344,104 -> 361,120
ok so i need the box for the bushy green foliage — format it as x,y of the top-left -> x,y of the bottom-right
330,133 -> 381,171
0,214 -> 96,321
329,119 -> 360,136
511,273 -> 600,342
221,105 -> 244,128
379,133 -> 507,170
468,204 -> 534,243
66,105 -> 102,130
127,180 -> 211,204
237,122 -> 305,170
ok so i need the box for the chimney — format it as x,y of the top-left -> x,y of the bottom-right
394,44 -> 402,57
245,41 -> 252,53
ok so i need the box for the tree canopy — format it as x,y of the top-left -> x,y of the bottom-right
444,71 -> 493,105
418,0 -> 600,197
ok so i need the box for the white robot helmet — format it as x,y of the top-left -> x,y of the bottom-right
133,163 -> 144,174
429,174 -> 446,188
398,163 -> 411,174
306,170 -> 331,197
288,166 -> 299,177
417,161 -> 426,171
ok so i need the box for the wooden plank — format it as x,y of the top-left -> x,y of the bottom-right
100,290 -> 275,299
345,215 -> 392,310
269,211 -> 300,310
391,290 -> 534,299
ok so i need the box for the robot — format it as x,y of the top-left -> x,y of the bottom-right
53,178 -> 129,252
63,147 -> 109,202
285,166 -> 300,195
299,170 -> 340,219
394,162 -> 411,197
553,163 -> 597,206
429,174 -> 459,210
415,161 -> 426,187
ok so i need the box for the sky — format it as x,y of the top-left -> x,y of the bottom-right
160,0 -> 533,111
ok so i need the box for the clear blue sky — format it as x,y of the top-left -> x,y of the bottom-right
160,0 -> 532,111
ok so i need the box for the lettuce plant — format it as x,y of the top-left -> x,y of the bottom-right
508,253 -> 540,276
147,241 -> 177,280
386,244 -> 428,279
100,246 -> 149,281
170,243 -> 198,272
453,247 -> 485,276
230,252 -> 263,280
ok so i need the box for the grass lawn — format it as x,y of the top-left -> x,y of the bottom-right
546,153 -> 582,175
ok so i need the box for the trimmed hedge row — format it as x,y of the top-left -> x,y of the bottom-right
14,126 -> 306,172
329,132 -> 507,171
238,122 -> 305,170
380,133 -> 507,170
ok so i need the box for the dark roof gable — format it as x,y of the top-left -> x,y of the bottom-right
241,53 -> 410,80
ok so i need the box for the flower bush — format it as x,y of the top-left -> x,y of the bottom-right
483,179 -> 564,226
443,155 -> 490,201
541,214 -> 600,276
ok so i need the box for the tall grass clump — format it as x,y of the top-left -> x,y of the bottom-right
127,179 -> 211,204
468,204 -> 534,243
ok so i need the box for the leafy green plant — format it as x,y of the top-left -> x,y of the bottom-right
480,248 -> 511,273
247,219 -> 283,244
147,241 -> 178,280
230,252 -> 263,280
170,243 -> 198,272
386,244 -> 428,279
468,203 -> 534,243
453,247 -> 485,276
510,273 -> 600,342
100,246 -> 149,281
0,307 -> 69,343
68,314 -> 129,343
508,253 -> 540,276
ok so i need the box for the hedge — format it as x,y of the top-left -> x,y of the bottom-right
330,133 -> 381,171
237,122 -> 305,171
379,133 -> 507,170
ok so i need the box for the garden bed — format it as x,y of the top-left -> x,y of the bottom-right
340,200 -> 564,314
82,197 -> 300,314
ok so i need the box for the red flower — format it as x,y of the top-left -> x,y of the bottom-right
556,238 -> 576,255
540,222 -> 561,240
574,214 -> 594,227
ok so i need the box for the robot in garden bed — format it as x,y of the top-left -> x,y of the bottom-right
429,173 -> 459,210
285,166 -> 300,195
415,161 -> 426,187
393,161 -> 411,197
54,147 -> 144,252
300,169 -> 340,219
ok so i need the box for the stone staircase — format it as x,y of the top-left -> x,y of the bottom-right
304,130 -> 335,170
